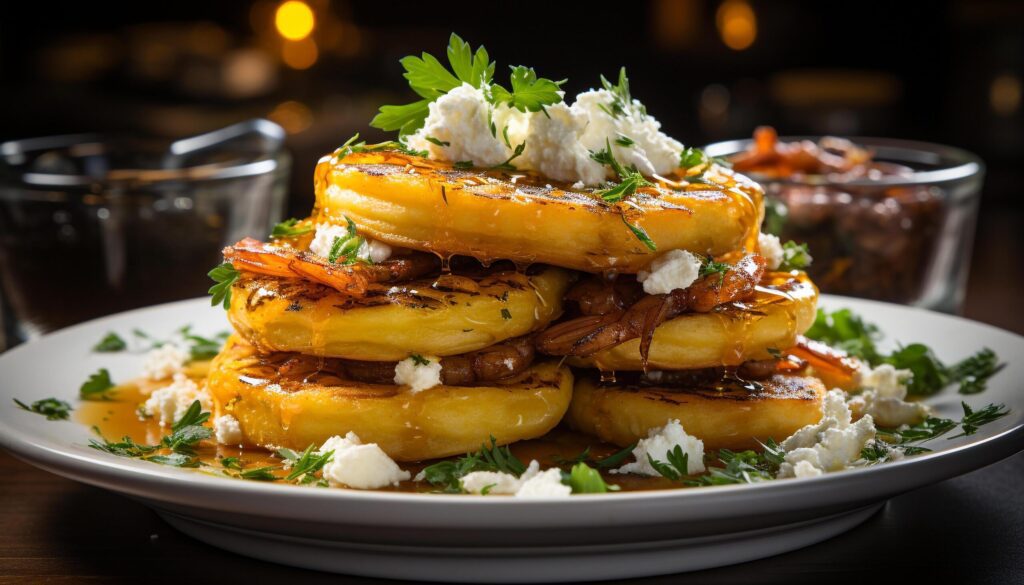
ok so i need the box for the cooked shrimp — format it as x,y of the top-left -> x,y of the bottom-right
223,238 -> 439,295
536,254 -> 766,363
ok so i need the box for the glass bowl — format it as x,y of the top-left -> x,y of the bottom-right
704,137 -> 984,313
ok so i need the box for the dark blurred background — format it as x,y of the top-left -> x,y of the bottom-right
1,0 -> 1022,331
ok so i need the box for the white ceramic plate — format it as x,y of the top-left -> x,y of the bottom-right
1,296 -> 1022,583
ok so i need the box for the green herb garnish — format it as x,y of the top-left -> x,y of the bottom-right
284,445 -> 335,483
409,353 -> 431,366
621,215 -> 657,251
698,256 -> 731,284
646,445 -> 691,481
13,397 -> 72,421
93,332 -> 127,352
270,218 -> 314,239
589,138 -> 652,203
778,240 -> 812,271
207,262 -> 239,310
561,463 -> 617,494
161,400 -> 212,454
419,436 -> 527,493
79,368 -> 115,400
490,65 -> 565,114
500,308 -> 512,320
679,147 -> 708,169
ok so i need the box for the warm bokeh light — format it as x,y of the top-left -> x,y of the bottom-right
275,1 -> 315,41
716,0 -> 757,51
268,100 -> 313,134
281,37 -> 318,69
990,73 -> 1022,117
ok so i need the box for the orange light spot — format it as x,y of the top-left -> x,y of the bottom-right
716,0 -> 757,51
275,1 -> 315,41
281,38 -> 318,70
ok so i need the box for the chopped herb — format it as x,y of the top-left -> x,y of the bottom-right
145,453 -> 200,468
698,256 -> 731,285
594,442 -> 637,469
285,445 -> 335,483
615,134 -> 635,147
160,400 -> 212,454
597,67 -> 640,118
621,215 -> 657,251
424,136 -> 450,147
490,65 -> 565,114
181,330 -> 230,361
13,397 -> 72,421
589,138 -> 652,203
326,216 -> 368,265
93,332 -> 127,352
687,448 -> 775,486
207,262 -> 240,310
410,353 -> 431,366
270,218 -> 314,239
239,466 -> 279,481
480,483 -> 496,495
333,133 -> 428,159
419,436 -> 526,493
804,308 -> 882,364
948,348 -> 1004,395
79,368 -> 115,400
679,147 -> 708,169
490,140 -> 526,171
954,402 -> 1009,437
89,434 -> 159,458
778,241 -> 813,271
500,308 -> 512,320
885,344 -> 949,395
646,445 -> 691,481
454,160 -> 474,170
220,457 -> 243,470
767,348 -> 783,359
561,463 -> 617,494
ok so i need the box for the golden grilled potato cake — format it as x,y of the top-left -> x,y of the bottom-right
569,373 -> 826,451
314,150 -> 764,273
206,336 -> 574,461
227,265 -> 571,361
568,272 -> 818,371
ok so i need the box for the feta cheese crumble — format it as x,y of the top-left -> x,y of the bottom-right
777,389 -> 876,478
308,223 -> 391,263
394,355 -> 443,393
848,363 -> 929,427
213,414 -> 243,445
142,373 -> 212,427
456,460 -> 570,498
405,83 -> 687,187
613,419 -> 706,476
758,233 -> 785,271
636,249 -> 704,295
142,344 -> 188,381
319,432 -> 411,489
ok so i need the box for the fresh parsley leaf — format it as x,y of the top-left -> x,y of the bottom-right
948,348 -> 1004,395
687,449 -> 774,486
89,435 -> 158,458
621,215 -> 657,251
93,332 -> 127,352
410,353 -> 430,366
424,136 -> 450,147
79,368 -> 115,400
646,445 -> 690,481
598,67 -> 636,118
500,308 -> 512,320
271,218 -> 314,239
589,139 -> 652,202
370,100 -> 431,136
490,65 -> 565,113
953,402 -> 1009,437
207,262 -> 239,310
13,397 -> 72,421
145,453 -> 200,468
326,216 -> 367,265
419,436 -> 526,493
594,442 -> 637,469
615,134 -> 635,147
161,400 -> 212,454
804,308 -> 882,364
876,415 -> 957,444
182,331 -> 229,361
679,147 -> 708,169
778,241 -> 812,271
561,462 -> 617,494
885,344 -> 949,395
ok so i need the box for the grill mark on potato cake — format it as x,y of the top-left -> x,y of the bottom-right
596,373 -> 820,405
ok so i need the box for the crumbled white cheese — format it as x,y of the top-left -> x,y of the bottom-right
405,83 -> 686,187
142,373 -> 212,427
394,355 -> 443,393
213,414 -> 243,445
142,344 -> 188,381
636,249 -> 704,295
308,223 -> 391,263
319,432 -> 411,489
613,419 -> 706,476
574,89 -> 684,178
460,460 -> 541,495
519,102 -> 606,185
848,363 -> 928,427
514,467 -> 572,499
406,84 -> 516,167
777,389 -> 876,478
792,459 -> 824,478
758,232 -> 785,271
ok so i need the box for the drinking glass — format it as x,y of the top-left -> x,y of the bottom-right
704,137 -> 984,313
0,119 -> 290,348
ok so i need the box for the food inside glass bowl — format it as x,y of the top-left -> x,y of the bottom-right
729,127 -> 946,304
38,35 -> 1005,496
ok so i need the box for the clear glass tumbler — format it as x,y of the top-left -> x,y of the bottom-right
704,137 -> 984,314
0,119 -> 290,347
